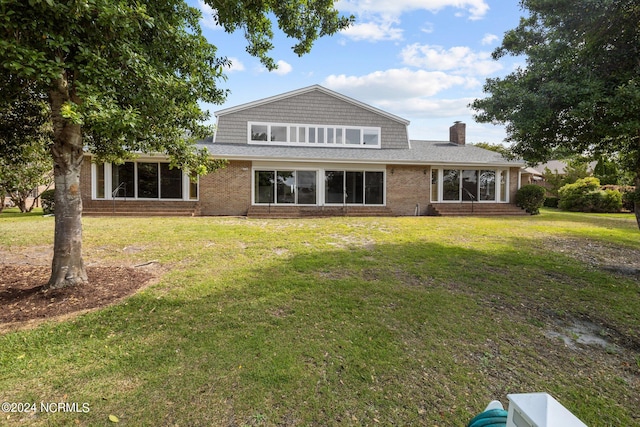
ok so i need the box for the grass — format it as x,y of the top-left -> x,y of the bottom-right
1,209 -> 639,426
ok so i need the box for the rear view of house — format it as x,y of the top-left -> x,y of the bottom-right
82,85 -> 525,217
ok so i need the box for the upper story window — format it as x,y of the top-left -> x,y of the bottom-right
249,122 -> 381,148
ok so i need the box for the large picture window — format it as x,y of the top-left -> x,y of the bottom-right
462,170 -> 478,201
255,170 -> 317,205
255,171 -> 275,204
443,170 -> 460,201
324,171 -> 344,204
112,162 -> 135,198
479,170 -> 496,201
254,169 -> 383,206
437,169 -> 504,202
249,122 -> 381,148
277,171 -> 296,204
297,171 -> 317,205
365,171 -> 384,204
161,164 -> 183,199
107,161 -> 191,200
324,170 -> 384,205
138,162 -> 159,198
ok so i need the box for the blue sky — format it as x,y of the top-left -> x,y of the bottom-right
190,0 -> 526,144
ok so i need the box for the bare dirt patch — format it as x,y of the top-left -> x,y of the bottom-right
544,236 -> 640,276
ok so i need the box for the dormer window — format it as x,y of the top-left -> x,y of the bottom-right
249,122 -> 380,148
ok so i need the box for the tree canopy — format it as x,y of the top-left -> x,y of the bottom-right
0,0 -> 352,288
0,72 -> 53,212
471,0 -> 640,226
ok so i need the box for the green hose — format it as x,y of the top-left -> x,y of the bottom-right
466,408 -> 508,427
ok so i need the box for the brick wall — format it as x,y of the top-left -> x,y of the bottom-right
80,156 -> 92,208
80,156 -> 519,216
386,165 -> 431,215
198,160 -> 252,215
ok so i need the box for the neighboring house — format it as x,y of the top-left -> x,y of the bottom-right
531,160 -> 597,177
522,160 -> 597,193
521,167 -> 544,185
81,85 -> 526,217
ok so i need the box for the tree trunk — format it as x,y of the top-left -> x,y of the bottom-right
635,174 -> 640,230
46,74 -> 88,289
12,191 -> 27,213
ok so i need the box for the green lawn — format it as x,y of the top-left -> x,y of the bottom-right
1,209 -> 639,426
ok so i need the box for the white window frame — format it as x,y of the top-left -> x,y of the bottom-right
430,168 -> 509,203
322,169 -> 386,206
252,168 -> 320,206
248,122 -> 381,148
251,165 -> 387,206
92,161 -> 198,201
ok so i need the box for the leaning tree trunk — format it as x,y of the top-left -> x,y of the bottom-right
46,74 -> 88,289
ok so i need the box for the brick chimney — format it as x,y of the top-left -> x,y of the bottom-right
449,121 -> 466,145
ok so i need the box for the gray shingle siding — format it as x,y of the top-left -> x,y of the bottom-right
215,90 -> 410,149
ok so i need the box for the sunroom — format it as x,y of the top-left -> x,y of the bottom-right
253,165 -> 386,207
430,168 -> 512,203
91,160 -> 198,201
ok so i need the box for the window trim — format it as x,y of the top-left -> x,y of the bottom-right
92,161 -> 198,201
248,122 -> 381,148
253,168 -> 319,206
431,168 -> 509,203
252,166 -> 386,206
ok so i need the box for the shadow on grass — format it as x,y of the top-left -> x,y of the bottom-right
1,238 -> 639,426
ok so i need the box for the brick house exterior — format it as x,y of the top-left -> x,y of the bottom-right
82,85 -> 525,217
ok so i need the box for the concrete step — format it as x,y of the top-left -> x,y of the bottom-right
247,205 -> 394,218
428,203 -> 527,216
83,200 -> 198,217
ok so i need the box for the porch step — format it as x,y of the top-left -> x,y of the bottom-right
83,200 -> 198,217
247,205 -> 395,218
427,203 -> 527,216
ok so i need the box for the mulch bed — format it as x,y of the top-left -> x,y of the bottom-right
0,265 -> 154,325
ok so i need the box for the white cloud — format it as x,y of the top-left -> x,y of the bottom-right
336,0 -> 490,21
224,57 -> 245,73
323,68 -> 477,99
272,60 -> 293,76
481,33 -> 499,45
400,43 -> 502,75
196,0 -> 221,30
341,17 -> 404,41
322,68 -> 488,123
421,22 -> 435,34
379,97 -> 475,118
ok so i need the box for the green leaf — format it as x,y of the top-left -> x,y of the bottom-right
108,414 -> 119,423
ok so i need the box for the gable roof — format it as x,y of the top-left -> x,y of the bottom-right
533,160 -> 597,175
214,85 -> 411,126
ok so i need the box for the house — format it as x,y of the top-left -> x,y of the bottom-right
81,85 -> 526,217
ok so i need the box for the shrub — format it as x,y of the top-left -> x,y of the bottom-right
543,197 -> 559,208
615,186 -> 638,212
41,189 -> 55,215
515,184 -> 546,215
558,177 -> 622,213
598,189 -> 623,212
